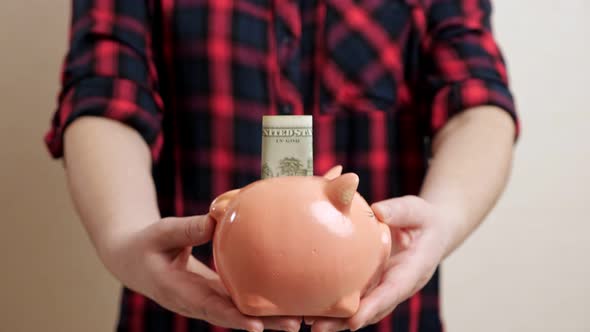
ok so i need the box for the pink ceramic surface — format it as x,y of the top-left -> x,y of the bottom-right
209,166 -> 391,317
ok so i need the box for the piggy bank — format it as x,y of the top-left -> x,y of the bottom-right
209,166 -> 391,317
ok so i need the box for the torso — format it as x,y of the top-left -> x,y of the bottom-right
121,1 -> 441,331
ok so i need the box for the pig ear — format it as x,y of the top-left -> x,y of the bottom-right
323,165 -> 343,180
325,173 -> 359,213
209,189 -> 240,222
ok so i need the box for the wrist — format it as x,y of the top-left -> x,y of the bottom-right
421,194 -> 470,258
90,214 -> 159,266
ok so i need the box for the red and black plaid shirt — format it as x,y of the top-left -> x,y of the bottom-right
45,0 -> 518,331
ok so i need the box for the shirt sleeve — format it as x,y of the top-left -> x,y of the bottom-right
419,0 -> 519,138
44,0 -> 164,160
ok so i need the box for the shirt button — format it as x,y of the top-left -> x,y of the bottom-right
279,104 -> 293,115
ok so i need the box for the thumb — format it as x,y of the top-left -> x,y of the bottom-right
155,215 -> 215,249
371,195 -> 430,228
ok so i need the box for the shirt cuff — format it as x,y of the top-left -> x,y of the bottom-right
430,78 -> 520,140
45,76 -> 164,161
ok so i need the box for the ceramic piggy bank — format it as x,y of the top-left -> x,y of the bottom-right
209,166 -> 391,317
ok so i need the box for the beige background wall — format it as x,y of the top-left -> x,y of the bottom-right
0,1 -> 588,331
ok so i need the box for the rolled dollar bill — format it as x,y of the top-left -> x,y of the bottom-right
261,115 -> 313,179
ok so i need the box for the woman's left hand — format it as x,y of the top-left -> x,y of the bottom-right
310,195 -> 454,332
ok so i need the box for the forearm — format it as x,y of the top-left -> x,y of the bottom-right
63,117 -> 161,260
420,106 -> 516,257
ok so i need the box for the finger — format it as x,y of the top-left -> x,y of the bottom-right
390,228 -> 412,252
262,316 -> 302,332
371,195 -> 430,228
185,256 -> 229,296
311,318 -> 348,332
155,215 -> 215,249
171,250 -> 230,297
366,310 -> 392,327
348,259 -> 417,330
304,316 -> 319,325
204,294 -> 264,332
184,256 -> 219,280
172,270 -> 264,332
346,284 -> 390,331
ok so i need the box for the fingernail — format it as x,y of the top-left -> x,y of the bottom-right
249,323 -> 264,332
282,324 -> 298,332
321,324 -> 336,332
374,204 -> 391,220
400,232 -> 411,248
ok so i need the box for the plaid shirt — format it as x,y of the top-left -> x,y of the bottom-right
45,0 -> 517,331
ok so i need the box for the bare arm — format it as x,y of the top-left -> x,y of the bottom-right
64,117 -> 160,261
48,1 -> 294,330
421,105 -> 515,257
63,117 -> 300,332
310,0 -> 518,328
313,107 -> 516,331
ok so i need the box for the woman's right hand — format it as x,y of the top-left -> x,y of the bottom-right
99,214 -> 301,332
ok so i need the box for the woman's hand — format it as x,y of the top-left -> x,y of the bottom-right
101,214 -> 302,332
63,119 -> 301,331
310,196 -> 452,332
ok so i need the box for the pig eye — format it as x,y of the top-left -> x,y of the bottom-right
367,210 -> 375,218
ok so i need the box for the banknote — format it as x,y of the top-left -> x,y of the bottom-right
261,115 -> 313,179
